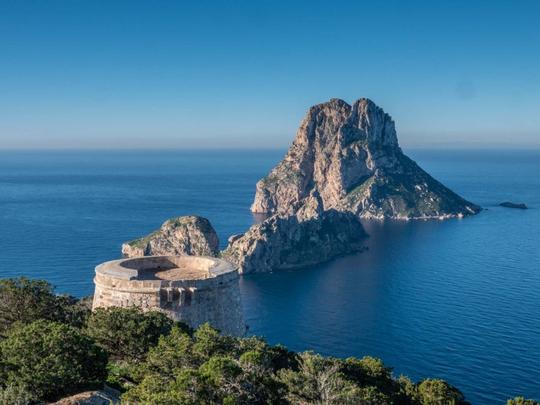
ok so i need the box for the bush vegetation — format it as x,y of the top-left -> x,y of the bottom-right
0,277 -> 537,404
0,320 -> 107,401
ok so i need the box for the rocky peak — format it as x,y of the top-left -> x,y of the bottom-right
251,97 -> 480,219
345,98 -> 399,148
121,215 -> 219,258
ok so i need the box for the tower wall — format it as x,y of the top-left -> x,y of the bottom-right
92,256 -> 245,336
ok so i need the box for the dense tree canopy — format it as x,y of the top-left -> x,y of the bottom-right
0,277 -> 89,336
86,306 -> 174,362
0,320 -> 107,401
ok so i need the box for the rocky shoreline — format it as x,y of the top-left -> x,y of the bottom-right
120,195 -> 368,274
222,192 -> 367,273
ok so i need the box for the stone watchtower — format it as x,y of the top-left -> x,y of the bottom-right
92,255 -> 245,336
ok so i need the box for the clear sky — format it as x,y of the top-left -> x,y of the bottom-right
0,0 -> 538,149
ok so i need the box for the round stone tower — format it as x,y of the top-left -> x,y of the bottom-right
92,255 -> 245,336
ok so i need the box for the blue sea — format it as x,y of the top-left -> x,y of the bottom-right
0,149 -> 539,404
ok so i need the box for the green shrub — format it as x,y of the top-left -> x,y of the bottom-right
86,306 -> 174,361
507,397 -> 540,405
0,320 -> 107,402
192,322 -> 237,360
144,325 -> 196,377
278,352 -> 361,405
341,356 -> 393,385
0,383 -> 33,405
0,277 -> 89,336
104,360 -> 142,392
417,378 -> 465,405
397,374 -> 421,403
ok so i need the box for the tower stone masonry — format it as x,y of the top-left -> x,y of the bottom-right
92,255 -> 245,336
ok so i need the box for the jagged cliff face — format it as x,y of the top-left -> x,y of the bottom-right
251,98 -> 480,219
223,193 -> 367,274
122,216 -> 219,258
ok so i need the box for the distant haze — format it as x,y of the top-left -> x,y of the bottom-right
0,1 -> 539,149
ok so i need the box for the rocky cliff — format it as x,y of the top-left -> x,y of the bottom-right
251,98 -> 480,220
223,192 -> 367,273
122,216 -> 219,258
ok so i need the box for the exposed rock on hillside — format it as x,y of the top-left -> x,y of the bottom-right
223,192 -> 368,273
52,389 -> 119,404
251,98 -> 480,220
122,216 -> 219,258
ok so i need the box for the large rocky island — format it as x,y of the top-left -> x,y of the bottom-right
252,98 -> 480,220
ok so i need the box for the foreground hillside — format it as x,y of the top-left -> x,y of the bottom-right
0,278 -> 536,405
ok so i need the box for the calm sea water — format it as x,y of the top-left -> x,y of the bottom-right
0,149 -> 538,404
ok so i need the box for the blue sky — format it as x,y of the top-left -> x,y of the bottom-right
0,0 -> 538,149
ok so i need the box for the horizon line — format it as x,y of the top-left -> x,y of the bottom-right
1,145 -> 540,152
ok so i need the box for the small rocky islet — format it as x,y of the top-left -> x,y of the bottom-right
122,215 -> 220,258
499,201 -> 528,209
